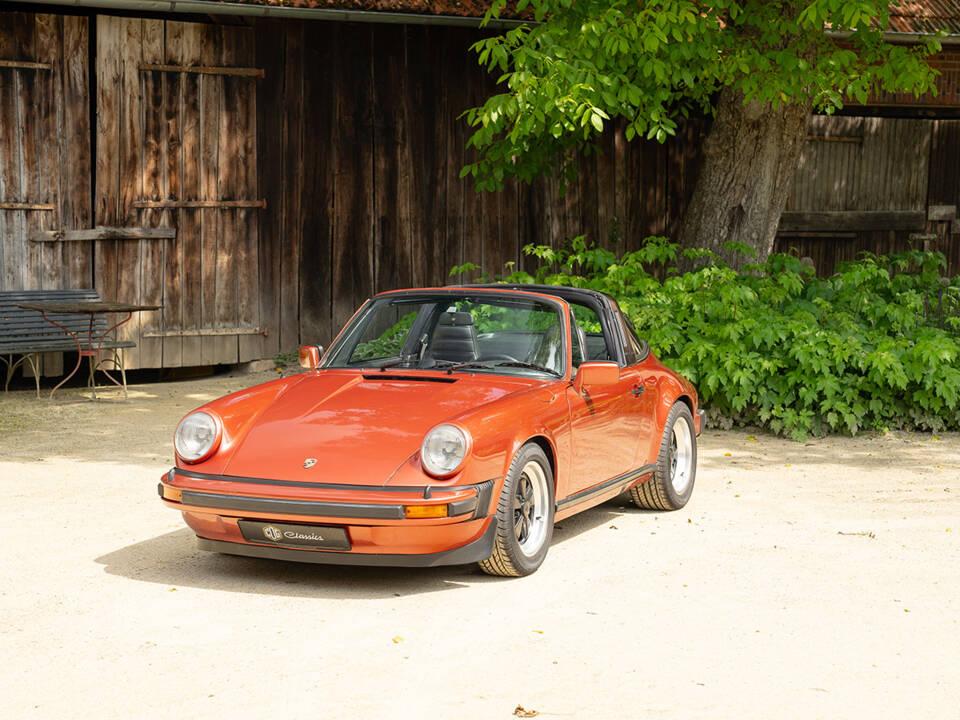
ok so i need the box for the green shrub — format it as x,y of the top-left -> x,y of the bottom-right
453,237 -> 960,439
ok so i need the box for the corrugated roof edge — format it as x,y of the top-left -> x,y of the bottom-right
10,0 -> 527,27
9,0 -> 959,40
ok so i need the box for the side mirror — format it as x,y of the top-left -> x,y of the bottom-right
573,361 -> 620,393
298,345 -> 324,370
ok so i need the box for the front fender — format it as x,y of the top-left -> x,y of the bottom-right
387,382 -> 571,511
174,374 -> 309,474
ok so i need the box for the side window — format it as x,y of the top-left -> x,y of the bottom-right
570,311 -> 585,368
570,302 -> 610,361
617,311 -> 646,366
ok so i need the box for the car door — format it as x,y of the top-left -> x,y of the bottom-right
616,310 -> 661,467
565,305 -> 651,494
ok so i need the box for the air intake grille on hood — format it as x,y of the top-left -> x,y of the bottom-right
362,374 -> 457,383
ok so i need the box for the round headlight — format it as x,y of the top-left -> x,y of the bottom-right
421,424 -> 469,477
174,411 -> 221,463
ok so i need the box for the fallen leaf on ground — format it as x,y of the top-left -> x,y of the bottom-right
513,706 -> 538,718
392,636 -> 403,644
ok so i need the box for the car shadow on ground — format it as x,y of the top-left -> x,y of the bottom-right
95,499 -> 632,599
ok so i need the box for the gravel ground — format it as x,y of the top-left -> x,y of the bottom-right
1,371 -> 958,719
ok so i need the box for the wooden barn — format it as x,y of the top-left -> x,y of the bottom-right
778,1 -> 960,274
0,0 -> 957,378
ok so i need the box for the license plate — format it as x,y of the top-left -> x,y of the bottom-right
238,520 -> 350,551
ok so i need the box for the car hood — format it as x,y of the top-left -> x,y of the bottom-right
219,370 -> 539,484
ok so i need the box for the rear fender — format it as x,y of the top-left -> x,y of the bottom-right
654,375 -> 697,432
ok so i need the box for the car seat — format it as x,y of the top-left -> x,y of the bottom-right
426,311 -> 479,363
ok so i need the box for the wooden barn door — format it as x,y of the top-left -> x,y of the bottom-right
96,16 -> 262,370
778,116 -> 932,269
0,13 -> 91,293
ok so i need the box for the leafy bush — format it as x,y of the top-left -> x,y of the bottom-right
453,237 -> 960,439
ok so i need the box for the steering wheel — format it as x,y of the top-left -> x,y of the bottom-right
480,354 -> 519,363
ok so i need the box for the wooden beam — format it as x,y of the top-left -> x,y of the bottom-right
778,211 -> 926,232
776,231 -> 858,239
805,135 -> 862,143
0,202 -> 55,211
138,63 -> 264,78
928,204 -> 957,221
29,227 -> 177,242
131,199 -> 266,209
141,327 -> 267,337
0,59 -> 52,71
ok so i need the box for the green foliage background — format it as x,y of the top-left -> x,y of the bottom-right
463,0 -> 941,190
454,238 -> 960,439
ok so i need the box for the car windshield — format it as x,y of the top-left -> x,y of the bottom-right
324,293 -> 565,377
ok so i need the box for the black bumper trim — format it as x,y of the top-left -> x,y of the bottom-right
180,490 -> 406,519
696,408 -> 706,436
170,467 -> 500,495
196,518 -> 497,568
472,478 -> 496,519
167,472 -> 497,520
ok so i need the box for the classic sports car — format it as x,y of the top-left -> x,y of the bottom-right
159,285 -> 703,576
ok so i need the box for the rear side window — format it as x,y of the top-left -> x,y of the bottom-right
616,311 -> 646,365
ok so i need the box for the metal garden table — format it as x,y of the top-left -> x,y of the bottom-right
16,301 -> 160,399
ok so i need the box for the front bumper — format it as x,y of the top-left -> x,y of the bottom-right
159,468 -> 498,566
197,520 -> 497,567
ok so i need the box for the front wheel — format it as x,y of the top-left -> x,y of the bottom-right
478,443 -> 555,577
630,402 -> 697,511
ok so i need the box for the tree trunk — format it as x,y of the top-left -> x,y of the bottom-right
677,88 -> 812,267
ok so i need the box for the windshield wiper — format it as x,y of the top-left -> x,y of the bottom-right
436,360 -> 561,377
491,361 -> 562,377
433,361 -> 495,374
377,354 -> 419,371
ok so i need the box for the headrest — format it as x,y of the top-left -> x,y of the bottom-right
438,311 -> 474,326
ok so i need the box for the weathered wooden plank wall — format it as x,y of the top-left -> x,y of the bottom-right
0,22 -> 85,283
95,16 -> 263,370
774,114 -> 960,275
927,119 -> 960,273
3,10 -> 955,375
255,21 -> 703,352
0,12 -> 90,375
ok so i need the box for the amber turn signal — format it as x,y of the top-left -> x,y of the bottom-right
404,504 -> 448,519
162,486 -> 183,502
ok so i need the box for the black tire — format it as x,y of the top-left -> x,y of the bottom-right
630,402 -> 697,511
478,443 -> 555,577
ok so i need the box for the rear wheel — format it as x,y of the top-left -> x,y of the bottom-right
630,402 -> 697,511
479,443 -> 554,577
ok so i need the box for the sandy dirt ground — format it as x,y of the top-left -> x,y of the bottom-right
0,370 -> 958,720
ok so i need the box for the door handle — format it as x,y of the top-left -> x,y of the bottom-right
631,385 -> 644,397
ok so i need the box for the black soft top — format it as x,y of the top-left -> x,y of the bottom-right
456,283 -> 644,365
459,283 -> 616,309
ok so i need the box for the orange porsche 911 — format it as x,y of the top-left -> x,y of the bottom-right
159,285 -> 704,576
